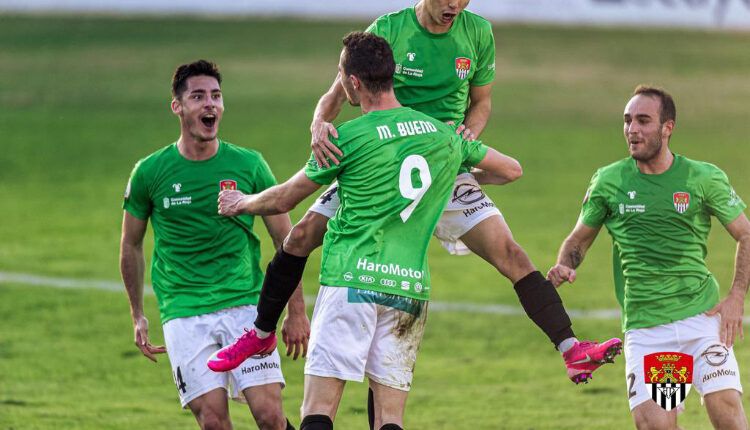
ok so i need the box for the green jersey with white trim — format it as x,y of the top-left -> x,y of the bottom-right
305,107 -> 488,300
367,7 -> 496,124
123,140 -> 277,323
579,154 -> 746,331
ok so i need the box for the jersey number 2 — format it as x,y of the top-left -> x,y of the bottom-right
399,155 -> 432,222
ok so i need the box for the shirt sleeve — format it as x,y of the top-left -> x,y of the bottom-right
251,153 -> 278,194
579,169 -> 608,228
705,166 -> 746,225
460,136 -> 489,167
122,160 -> 152,220
471,21 -> 495,87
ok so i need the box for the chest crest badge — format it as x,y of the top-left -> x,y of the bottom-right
455,57 -> 471,80
673,192 -> 690,214
220,179 -> 237,191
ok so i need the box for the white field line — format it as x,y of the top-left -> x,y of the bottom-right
1,271 -> 748,324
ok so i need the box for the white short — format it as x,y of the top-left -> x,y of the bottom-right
162,305 -> 285,408
624,313 -> 742,411
304,286 -> 428,391
309,173 -> 502,256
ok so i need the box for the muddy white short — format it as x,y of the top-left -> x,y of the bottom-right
162,304 -> 285,407
624,313 -> 742,411
309,173 -> 501,256
304,286 -> 428,391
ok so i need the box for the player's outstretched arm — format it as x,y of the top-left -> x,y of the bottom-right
261,214 -> 310,360
473,147 -> 523,184
547,221 -> 601,288
120,212 -> 166,362
218,169 -> 322,216
310,73 -> 347,167
707,213 -> 750,347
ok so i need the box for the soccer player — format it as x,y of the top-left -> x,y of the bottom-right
210,31 -> 526,430
119,60 -> 307,430
548,86 -> 749,429
223,0 -> 622,392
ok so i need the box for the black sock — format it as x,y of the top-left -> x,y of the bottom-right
379,425 -> 403,430
513,271 -> 575,348
254,247 -> 309,333
286,418 -> 296,430
368,388 -> 375,430
300,414 -> 333,430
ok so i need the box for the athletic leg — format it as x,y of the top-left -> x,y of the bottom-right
459,216 -> 575,346
243,383 -> 291,430
300,375 -> 346,429
368,379 -> 408,430
187,388 -> 233,430
704,389 -> 747,430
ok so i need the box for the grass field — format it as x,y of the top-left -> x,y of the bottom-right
1,13 -> 749,429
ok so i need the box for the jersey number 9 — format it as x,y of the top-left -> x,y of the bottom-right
399,155 -> 432,222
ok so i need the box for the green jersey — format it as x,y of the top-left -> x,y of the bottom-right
123,140 -> 277,323
305,107 -> 488,301
367,7 -> 496,124
579,154 -> 746,331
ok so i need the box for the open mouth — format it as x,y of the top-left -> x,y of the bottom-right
201,113 -> 217,128
441,12 -> 456,24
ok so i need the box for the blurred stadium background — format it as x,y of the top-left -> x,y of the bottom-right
1,1 -> 749,428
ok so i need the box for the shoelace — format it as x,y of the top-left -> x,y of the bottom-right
223,329 -> 259,360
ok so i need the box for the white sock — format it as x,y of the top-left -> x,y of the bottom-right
558,337 -> 578,354
254,326 -> 271,339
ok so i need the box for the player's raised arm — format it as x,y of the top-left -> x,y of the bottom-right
218,169 -> 322,216
707,213 -> 750,347
547,221 -> 601,288
120,212 -> 166,362
310,73 -> 347,167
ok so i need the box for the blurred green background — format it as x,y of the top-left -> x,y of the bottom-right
0,14 -> 748,429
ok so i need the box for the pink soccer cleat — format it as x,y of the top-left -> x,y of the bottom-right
207,329 -> 277,372
563,338 -> 623,384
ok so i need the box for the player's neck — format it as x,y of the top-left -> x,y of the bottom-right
359,91 -> 402,114
177,135 -> 219,161
636,149 -> 674,175
415,2 -> 453,34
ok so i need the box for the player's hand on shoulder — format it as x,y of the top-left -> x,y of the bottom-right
707,289 -> 745,348
133,314 -> 166,362
547,264 -> 577,288
217,190 -> 250,216
310,118 -> 342,168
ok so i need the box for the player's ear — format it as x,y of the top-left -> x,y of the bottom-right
662,119 -> 675,139
171,98 -> 181,115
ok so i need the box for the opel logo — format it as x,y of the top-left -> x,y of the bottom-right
701,344 -> 729,366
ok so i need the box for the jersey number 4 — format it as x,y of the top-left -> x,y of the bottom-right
399,155 -> 432,222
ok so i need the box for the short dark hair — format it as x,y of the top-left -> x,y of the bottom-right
633,85 -> 676,124
341,32 -> 395,94
172,60 -> 222,99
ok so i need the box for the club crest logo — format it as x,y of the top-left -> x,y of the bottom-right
455,57 -> 471,80
644,352 -> 693,410
219,179 -> 237,191
673,192 -> 690,214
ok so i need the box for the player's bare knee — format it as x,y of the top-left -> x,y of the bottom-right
197,409 -> 230,430
632,410 -> 677,430
253,409 -> 287,430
